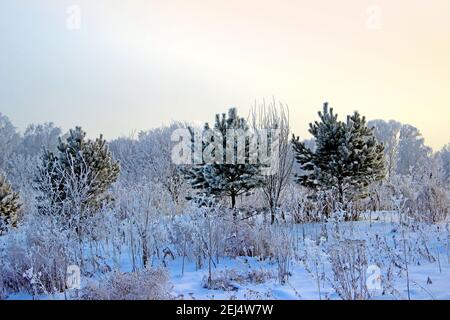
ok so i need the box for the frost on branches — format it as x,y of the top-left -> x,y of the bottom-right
34,127 -> 120,229
292,103 -> 385,218
183,108 -> 264,210
0,172 -> 21,233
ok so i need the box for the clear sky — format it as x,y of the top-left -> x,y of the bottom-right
1,0 -> 449,150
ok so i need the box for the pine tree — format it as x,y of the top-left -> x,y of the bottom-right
35,127 -> 120,222
292,103 -> 385,214
0,172 -> 21,233
183,108 -> 264,210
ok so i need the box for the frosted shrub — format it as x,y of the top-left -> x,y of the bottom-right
202,272 -> 238,291
116,181 -> 175,270
110,123 -> 189,205
271,225 -> 295,284
224,220 -> 266,258
303,237 -> 329,300
81,268 -> 172,300
328,239 -> 369,300
281,183 -> 328,223
377,175 -> 449,223
365,233 -> 401,297
170,214 -> 198,273
202,268 -> 275,291
414,183 -> 449,223
4,154 -> 39,215
0,221 -> 77,297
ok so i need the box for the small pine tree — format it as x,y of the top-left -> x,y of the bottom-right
292,103 -> 385,215
184,108 -> 264,209
0,173 -> 21,233
35,127 -> 120,223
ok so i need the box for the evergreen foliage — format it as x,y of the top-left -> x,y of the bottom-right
292,103 -> 385,208
35,127 -> 120,220
183,108 -> 264,209
0,172 -> 21,233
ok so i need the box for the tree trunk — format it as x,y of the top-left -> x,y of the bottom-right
142,234 -> 149,268
338,184 -> 344,205
231,194 -> 236,209
231,194 -> 237,220
270,199 -> 276,224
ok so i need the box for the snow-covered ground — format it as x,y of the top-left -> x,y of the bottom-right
3,211 -> 450,300
165,256 -> 450,300
163,215 -> 450,300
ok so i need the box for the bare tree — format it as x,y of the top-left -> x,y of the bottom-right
251,99 -> 294,224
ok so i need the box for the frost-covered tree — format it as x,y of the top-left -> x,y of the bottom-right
0,172 -> 21,233
0,113 -> 20,170
292,103 -> 385,209
110,123 -> 188,203
184,108 -> 264,209
251,100 -> 294,223
18,122 -> 62,156
368,119 -> 402,178
398,125 -> 430,175
35,127 -> 120,222
396,124 -> 432,175
436,143 -> 450,184
136,124 -> 189,204
368,120 -> 434,178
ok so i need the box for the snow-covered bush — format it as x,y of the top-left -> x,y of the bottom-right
386,175 -> 449,222
4,154 -> 39,215
303,237 -> 329,299
358,172 -> 449,223
271,225 -> 295,284
110,123 -> 190,205
81,268 -> 171,300
202,268 -> 275,291
328,239 -> 369,300
115,181 -> 177,270
0,219 -> 77,297
414,183 -> 449,223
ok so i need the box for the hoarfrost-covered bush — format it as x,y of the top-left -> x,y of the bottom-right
328,239 -> 369,300
271,225 -> 295,284
81,268 -> 172,300
202,268 -> 275,291
361,173 -> 449,222
4,154 -> 39,215
224,220 -> 270,258
116,181 -> 175,269
414,183 -> 449,223
109,123 -> 189,205
303,237 -> 329,299
386,175 -> 449,222
0,219 -> 78,297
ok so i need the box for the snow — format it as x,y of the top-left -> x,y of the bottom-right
3,212 -> 449,300
162,218 -> 450,300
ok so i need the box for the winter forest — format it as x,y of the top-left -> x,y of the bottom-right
0,100 -> 449,300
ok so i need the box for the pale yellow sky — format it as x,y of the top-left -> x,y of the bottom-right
1,0 -> 449,150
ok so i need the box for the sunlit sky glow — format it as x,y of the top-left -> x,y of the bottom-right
1,0 -> 449,150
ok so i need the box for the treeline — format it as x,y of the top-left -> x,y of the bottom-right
0,102 -> 449,233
